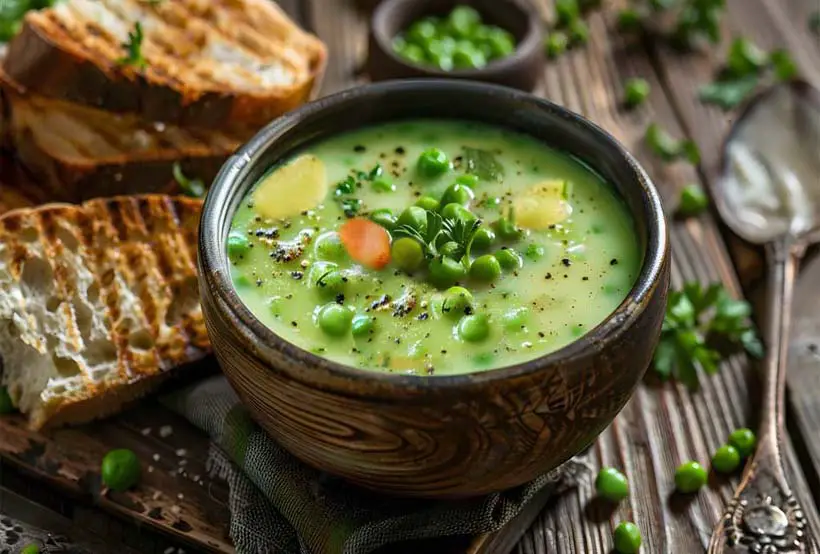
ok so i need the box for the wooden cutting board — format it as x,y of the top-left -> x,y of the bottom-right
0,154 -> 556,554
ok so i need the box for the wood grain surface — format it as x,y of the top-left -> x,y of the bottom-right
1,0 -> 819,553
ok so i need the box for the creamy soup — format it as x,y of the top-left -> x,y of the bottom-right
228,120 -> 640,375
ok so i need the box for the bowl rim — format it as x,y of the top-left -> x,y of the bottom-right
199,79 -> 668,394
370,0 -> 544,78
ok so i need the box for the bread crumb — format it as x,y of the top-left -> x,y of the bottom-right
175,448 -> 187,457
152,491 -> 162,500
153,453 -> 160,462
141,427 -> 152,436
178,493 -> 184,500
159,426 -> 173,438
148,465 -> 155,473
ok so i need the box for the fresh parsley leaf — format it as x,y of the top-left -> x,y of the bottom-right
677,183 -> 710,216
463,147 -> 504,182
335,176 -> 356,196
367,164 -> 383,181
117,22 -> 147,69
698,75 -> 759,110
172,162 -> 205,198
652,281 -> 762,389
726,37 -> 768,78
770,49 -> 798,81
645,123 -> 700,164
392,209 -> 481,265
339,198 -> 363,218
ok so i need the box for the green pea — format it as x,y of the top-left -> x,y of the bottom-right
458,314 -> 491,342
470,254 -> 502,282
314,231 -> 346,261
674,460 -> 707,493
624,78 -> 651,108
595,467 -> 629,502
439,241 -> 462,259
471,227 -> 495,251
227,233 -> 250,262
415,196 -> 440,211
452,45 -> 487,69
525,244 -> 545,261
0,386 -> 15,414
370,208 -> 397,230
428,35 -> 457,56
678,183 -> 709,216
392,237 -> 425,273
494,248 -> 522,270
440,203 -> 477,225
372,177 -> 396,193
425,49 -> 451,70
613,522 -> 642,554
441,286 -> 474,319
317,303 -> 354,337
101,449 -> 141,492
486,28 -> 516,59
569,19 -> 589,45
728,428 -> 757,458
440,182 -> 475,206
20,544 -> 40,554
711,444 -> 741,474
555,0 -> 580,27
396,206 -> 428,233
406,18 -> 438,45
447,5 -> 481,38
501,306 -> 529,331
428,256 -> 467,288
315,270 -> 347,298
545,31 -> 569,58
417,148 -> 451,177
396,43 -> 426,64
351,315 -> 375,337
455,174 -> 479,188
493,217 -> 523,240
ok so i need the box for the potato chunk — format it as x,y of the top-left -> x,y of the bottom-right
253,155 -> 327,219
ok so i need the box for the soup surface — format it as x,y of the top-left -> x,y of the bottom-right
228,120 -> 640,376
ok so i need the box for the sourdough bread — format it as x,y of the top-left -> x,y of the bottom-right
0,195 -> 209,429
2,0 -> 327,129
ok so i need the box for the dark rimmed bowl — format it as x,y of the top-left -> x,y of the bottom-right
198,79 -> 670,499
367,0 -> 544,91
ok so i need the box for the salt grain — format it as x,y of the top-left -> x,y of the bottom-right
152,454 -> 160,462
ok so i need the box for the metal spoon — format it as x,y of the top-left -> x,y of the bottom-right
707,81 -> 820,554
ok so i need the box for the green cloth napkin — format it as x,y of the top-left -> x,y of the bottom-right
162,375 -> 585,554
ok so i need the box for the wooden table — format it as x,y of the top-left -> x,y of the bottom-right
2,1 -> 820,553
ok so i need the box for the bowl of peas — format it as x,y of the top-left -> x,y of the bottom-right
367,0 -> 544,91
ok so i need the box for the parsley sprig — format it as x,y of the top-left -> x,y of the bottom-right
117,22 -> 147,69
172,162 -> 205,198
653,282 -> 763,389
392,210 -> 481,267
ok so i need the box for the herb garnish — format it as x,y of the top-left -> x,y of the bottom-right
172,162 -> 205,198
698,39 -> 799,111
644,123 -> 700,164
463,148 -> 504,182
653,282 -> 763,389
333,166 -> 384,217
117,22 -> 147,68
392,210 -> 481,267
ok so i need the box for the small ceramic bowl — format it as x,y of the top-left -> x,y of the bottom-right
199,80 -> 670,499
367,0 -> 544,91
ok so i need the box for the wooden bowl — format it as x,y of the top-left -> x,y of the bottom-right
198,80 -> 670,499
367,0 -> 544,91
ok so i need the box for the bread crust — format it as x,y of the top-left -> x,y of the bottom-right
1,74 -> 245,201
0,195 -> 210,429
2,0 -> 327,129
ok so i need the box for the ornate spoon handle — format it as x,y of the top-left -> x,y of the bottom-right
708,240 -> 810,554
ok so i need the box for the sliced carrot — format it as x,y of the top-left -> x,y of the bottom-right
339,218 -> 392,270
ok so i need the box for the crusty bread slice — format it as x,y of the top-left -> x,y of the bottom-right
0,195 -> 210,429
2,0 -> 327,129
1,74 -> 246,201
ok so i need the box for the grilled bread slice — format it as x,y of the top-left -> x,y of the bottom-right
1,76 -> 246,201
0,195 -> 210,430
2,0 -> 327,129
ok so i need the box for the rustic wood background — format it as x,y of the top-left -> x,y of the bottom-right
2,0 -> 820,553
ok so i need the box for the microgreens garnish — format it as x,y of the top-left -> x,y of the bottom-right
117,22 -> 147,69
392,209 -> 481,267
172,162 -> 205,198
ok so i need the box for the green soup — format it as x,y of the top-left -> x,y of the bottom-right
228,120 -> 640,376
